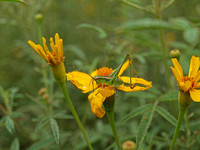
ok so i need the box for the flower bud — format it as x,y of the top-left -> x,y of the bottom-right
170,49 -> 180,61
51,62 -> 66,84
38,87 -> 46,95
35,13 -> 43,25
194,130 -> 199,135
178,91 -> 192,110
122,140 -> 136,150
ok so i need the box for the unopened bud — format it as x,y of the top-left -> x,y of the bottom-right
170,49 -> 180,60
38,87 -> 46,95
122,140 -> 136,150
43,94 -> 49,100
181,136 -> 186,142
35,13 -> 43,24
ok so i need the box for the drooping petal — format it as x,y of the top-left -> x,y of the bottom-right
189,56 -> 200,78
179,81 -> 192,92
119,76 -> 152,87
66,71 -> 98,93
190,89 -> 200,102
171,67 -> 182,82
91,70 -> 98,77
118,60 -> 129,77
171,58 -> 183,78
117,76 -> 152,92
88,89 -> 106,118
97,86 -> 116,97
117,84 -> 151,92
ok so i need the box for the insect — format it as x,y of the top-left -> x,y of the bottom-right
91,54 -> 140,89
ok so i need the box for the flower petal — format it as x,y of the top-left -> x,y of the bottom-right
91,70 -> 98,77
66,71 -> 98,93
194,70 -> 200,82
97,86 -> 116,97
190,89 -> 200,102
189,56 -> 200,78
179,81 -> 192,92
171,67 -> 182,82
117,76 -> 152,92
171,58 -> 183,79
88,89 -> 106,118
118,60 -> 129,77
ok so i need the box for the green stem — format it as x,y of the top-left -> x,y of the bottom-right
106,110 -> 121,150
185,109 -> 191,149
170,108 -> 186,150
153,0 -> 172,90
58,82 -> 93,150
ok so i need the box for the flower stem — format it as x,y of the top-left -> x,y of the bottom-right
153,0 -> 172,90
106,110 -> 121,150
58,82 -> 93,150
185,109 -> 191,149
170,108 -> 187,150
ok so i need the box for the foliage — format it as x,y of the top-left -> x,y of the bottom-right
0,0 -> 200,149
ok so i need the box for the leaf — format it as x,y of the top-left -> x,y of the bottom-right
118,18 -> 182,32
158,91 -> 178,101
5,116 -> 15,134
170,18 -> 192,30
119,104 -> 153,124
53,114 -> 73,120
35,116 -> 50,132
50,118 -> 60,144
10,138 -> 20,150
27,137 -> 55,150
136,101 -> 158,149
77,24 -> 107,39
156,106 -> 177,127
0,0 -> 25,3
183,28 -> 199,44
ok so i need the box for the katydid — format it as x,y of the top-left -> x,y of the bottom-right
92,54 -> 139,89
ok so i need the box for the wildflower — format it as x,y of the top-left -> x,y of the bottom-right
171,56 -> 200,104
66,60 -> 152,118
28,33 -> 66,83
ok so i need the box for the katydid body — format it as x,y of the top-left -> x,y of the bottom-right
93,54 -> 139,89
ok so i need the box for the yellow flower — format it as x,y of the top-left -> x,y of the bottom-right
28,33 -> 66,83
66,60 -> 152,118
171,56 -> 200,102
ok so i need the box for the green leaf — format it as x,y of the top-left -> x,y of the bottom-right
77,24 -> 107,39
10,138 -> 20,150
5,116 -> 15,134
53,114 -> 73,120
158,91 -> 178,101
50,118 -> 60,144
170,18 -> 192,30
136,101 -> 158,149
27,137 -> 55,150
118,18 -> 182,32
156,106 -> 177,127
183,28 -> 199,44
119,104 -> 153,124
0,0 -> 25,3
35,116 -> 50,132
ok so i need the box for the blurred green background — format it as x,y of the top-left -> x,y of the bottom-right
1,0 -> 200,149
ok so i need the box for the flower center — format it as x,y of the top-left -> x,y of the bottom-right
182,76 -> 193,82
97,67 -> 113,76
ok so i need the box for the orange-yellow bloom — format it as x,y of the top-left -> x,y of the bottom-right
28,33 -> 66,83
171,56 -> 200,102
28,33 -> 64,66
66,60 -> 152,118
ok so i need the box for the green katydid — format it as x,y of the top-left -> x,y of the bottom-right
91,54 -> 140,89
